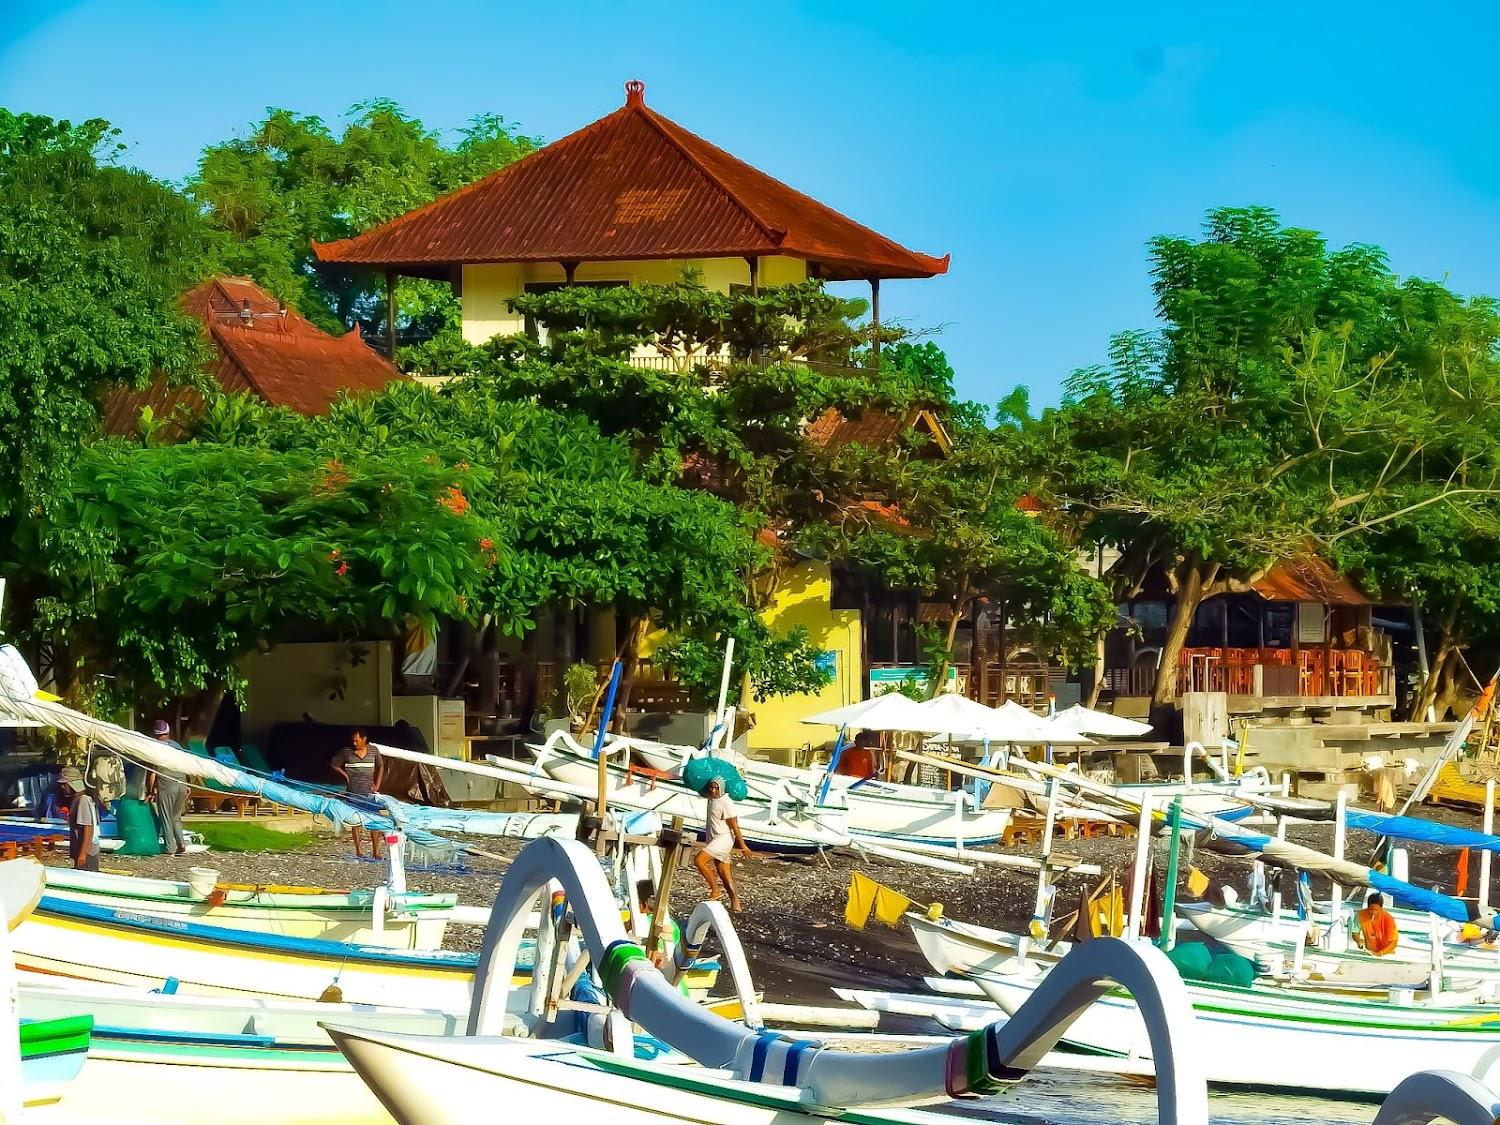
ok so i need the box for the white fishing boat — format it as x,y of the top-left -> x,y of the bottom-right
40,864 -> 457,948
329,834 -> 1210,1124
620,733 -> 1011,847
972,957 -> 1500,1097
521,734 -> 851,853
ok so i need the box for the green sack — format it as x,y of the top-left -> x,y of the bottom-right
114,797 -> 162,856
1203,951 -> 1257,987
1165,942 -> 1213,980
681,757 -> 748,801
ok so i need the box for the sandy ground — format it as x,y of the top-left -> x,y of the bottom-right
94,800 -> 1495,1007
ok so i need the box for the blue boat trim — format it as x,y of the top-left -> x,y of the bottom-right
37,895 -> 478,971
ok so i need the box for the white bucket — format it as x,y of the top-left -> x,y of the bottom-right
186,867 -> 220,900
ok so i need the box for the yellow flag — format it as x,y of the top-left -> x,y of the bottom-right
845,872 -> 877,930
873,885 -> 913,927
1186,867 -> 1210,898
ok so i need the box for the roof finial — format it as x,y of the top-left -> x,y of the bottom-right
624,79 -> 646,108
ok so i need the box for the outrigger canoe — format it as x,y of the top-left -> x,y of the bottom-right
41,864 -> 457,948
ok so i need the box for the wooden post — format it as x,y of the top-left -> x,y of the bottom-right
563,261 -> 578,285
1482,780 -> 1495,914
645,816 -> 687,958
1158,798 -> 1183,952
746,256 -> 759,295
1125,795 -> 1153,941
385,270 -> 397,359
869,277 -> 881,363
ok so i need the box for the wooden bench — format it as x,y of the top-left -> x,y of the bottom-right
188,788 -> 262,817
0,833 -> 66,861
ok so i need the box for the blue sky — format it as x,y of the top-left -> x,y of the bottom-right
4,2 -> 1499,408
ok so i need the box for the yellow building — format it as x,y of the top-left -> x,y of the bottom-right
314,80 -> 949,753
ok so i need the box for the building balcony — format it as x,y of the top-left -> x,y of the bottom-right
1107,647 -> 1395,708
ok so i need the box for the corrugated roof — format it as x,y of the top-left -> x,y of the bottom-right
1252,557 -> 1369,606
313,81 -> 948,282
102,277 -> 404,437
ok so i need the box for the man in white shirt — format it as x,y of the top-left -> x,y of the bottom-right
693,777 -> 751,912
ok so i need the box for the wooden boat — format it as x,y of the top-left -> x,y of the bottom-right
11,886 -> 718,1008
1425,761 -> 1500,811
972,959 -> 1500,1097
20,1014 -> 91,1107
329,1027 -> 983,1125
522,737 -> 851,853
1177,900 -> 1500,984
621,734 -> 1012,848
41,864 -> 458,948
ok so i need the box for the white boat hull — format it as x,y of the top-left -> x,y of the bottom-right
534,748 -> 848,852
977,963 -> 1500,1096
42,867 -> 451,949
628,739 -> 1009,846
12,904 -> 478,1008
329,1025 -> 959,1125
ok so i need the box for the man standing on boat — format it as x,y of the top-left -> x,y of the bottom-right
1354,892 -> 1400,956
693,776 -> 751,912
60,766 -> 99,871
147,719 -> 190,856
332,729 -> 384,858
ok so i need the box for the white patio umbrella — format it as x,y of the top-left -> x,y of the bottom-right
910,692 -> 1008,738
801,692 -> 933,733
1048,704 -> 1153,739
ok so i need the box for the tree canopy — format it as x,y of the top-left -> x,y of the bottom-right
1042,206 -> 1500,702
189,100 -> 539,337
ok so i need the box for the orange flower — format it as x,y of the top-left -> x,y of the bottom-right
438,486 -> 469,516
479,537 -> 494,551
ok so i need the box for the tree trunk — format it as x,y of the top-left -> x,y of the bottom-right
609,614 -> 651,733
1151,559 -> 1219,705
1413,599 -> 1462,720
183,684 -> 226,741
927,602 -> 967,700
1086,629 -> 1107,709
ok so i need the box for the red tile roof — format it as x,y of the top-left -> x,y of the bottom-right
312,82 -> 948,283
806,406 -> 952,455
102,277 -> 404,436
1252,557 -> 1369,606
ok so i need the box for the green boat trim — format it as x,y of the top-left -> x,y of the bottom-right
19,1015 -> 93,1060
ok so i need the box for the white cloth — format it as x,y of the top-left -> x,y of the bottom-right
702,794 -> 739,861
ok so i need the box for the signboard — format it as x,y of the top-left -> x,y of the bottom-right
869,665 -> 958,696
437,698 -> 467,760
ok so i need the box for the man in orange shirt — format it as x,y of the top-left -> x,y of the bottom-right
1354,892 -> 1399,956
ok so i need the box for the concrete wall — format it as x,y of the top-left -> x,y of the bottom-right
747,559 -> 862,753
240,641 -> 393,749
460,256 -> 809,344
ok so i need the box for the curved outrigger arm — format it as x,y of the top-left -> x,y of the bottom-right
468,836 -> 1207,1122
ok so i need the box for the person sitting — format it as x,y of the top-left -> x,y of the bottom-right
1354,891 -> 1399,956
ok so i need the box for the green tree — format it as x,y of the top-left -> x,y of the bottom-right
189,100 -> 539,336
808,420 -> 1115,696
38,435 -> 488,723
1044,207 -> 1500,705
0,109 -> 218,660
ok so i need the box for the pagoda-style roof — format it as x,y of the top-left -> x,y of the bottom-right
313,81 -> 949,283
1252,557 -> 1368,606
102,277 -> 404,436
806,405 -> 952,456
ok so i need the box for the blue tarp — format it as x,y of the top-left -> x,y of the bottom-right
1344,808 -> 1500,853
